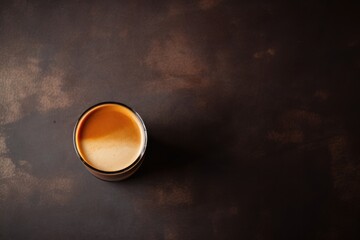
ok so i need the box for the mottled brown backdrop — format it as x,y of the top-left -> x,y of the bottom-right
0,0 -> 359,239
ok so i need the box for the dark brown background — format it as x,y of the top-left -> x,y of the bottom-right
0,0 -> 359,239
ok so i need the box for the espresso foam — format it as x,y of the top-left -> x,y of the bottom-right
75,104 -> 145,172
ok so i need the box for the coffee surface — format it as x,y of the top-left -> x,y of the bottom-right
75,104 -> 145,172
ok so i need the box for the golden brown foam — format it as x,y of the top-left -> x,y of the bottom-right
75,104 -> 145,172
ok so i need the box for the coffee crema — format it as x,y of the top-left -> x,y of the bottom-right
74,103 -> 146,173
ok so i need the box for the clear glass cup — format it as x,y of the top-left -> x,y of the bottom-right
73,102 -> 147,181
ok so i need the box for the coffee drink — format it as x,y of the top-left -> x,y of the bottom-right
74,102 -> 147,180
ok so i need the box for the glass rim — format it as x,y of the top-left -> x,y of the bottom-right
73,101 -> 147,175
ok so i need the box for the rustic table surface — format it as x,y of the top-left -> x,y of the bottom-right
1,0 -> 359,239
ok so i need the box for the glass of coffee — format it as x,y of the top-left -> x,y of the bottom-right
73,102 -> 147,181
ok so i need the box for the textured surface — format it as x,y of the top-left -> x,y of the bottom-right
0,0 -> 359,239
